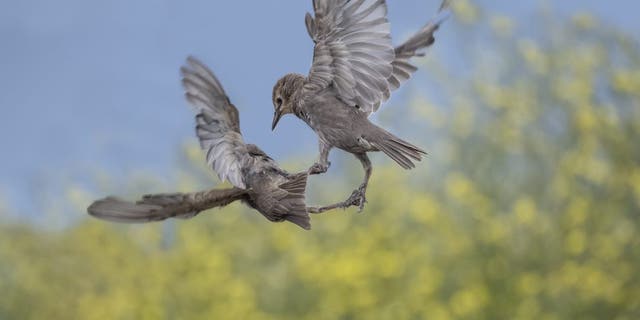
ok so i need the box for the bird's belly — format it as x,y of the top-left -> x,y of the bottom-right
299,93 -> 373,151
245,173 -> 285,222
307,114 -> 367,151
313,124 -> 366,152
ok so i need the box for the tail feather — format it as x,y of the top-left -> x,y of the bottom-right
371,131 -> 427,170
278,172 -> 311,230
88,188 -> 247,223
393,140 -> 423,160
285,214 -> 311,231
279,172 -> 308,196
374,141 -> 415,169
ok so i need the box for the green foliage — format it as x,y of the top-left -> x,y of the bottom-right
1,4 -> 639,319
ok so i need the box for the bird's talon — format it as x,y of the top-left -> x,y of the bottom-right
345,187 -> 367,212
308,162 -> 330,175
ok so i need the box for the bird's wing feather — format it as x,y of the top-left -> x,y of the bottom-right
87,188 -> 247,223
303,0 -> 395,115
181,56 -> 249,189
388,1 -> 450,91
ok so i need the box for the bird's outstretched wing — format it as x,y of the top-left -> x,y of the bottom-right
181,56 -> 249,189
88,188 -> 248,223
388,0 -> 450,91
303,0 -> 395,115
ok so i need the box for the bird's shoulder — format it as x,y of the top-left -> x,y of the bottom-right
298,87 -> 343,111
244,160 -> 288,187
301,89 -> 369,121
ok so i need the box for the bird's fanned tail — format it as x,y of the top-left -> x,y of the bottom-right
370,130 -> 426,170
278,172 -> 311,230
88,187 -> 248,223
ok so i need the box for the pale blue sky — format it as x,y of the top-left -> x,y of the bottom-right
0,0 -> 637,212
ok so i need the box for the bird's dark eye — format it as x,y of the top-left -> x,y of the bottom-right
276,97 -> 283,107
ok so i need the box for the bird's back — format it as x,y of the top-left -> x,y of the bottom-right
243,161 -> 311,230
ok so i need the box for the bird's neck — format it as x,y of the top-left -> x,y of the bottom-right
291,100 -> 308,122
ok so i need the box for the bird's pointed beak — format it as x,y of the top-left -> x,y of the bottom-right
272,111 -> 283,131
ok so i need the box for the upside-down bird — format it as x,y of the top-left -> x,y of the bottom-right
88,57 -> 352,230
271,0 -> 450,210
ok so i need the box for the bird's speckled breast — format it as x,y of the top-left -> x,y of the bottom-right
296,89 -> 370,150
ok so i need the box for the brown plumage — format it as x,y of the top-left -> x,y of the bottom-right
88,188 -> 248,223
271,0 -> 450,210
89,58 -> 318,229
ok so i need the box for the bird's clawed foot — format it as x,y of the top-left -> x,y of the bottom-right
307,183 -> 367,214
308,161 -> 331,175
346,184 -> 368,212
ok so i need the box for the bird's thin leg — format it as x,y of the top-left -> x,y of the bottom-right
308,140 -> 332,175
349,153 -> 371,212
306,153 -> 371,214
307,198 -> 358,214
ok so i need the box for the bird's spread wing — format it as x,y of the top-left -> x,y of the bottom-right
388,1 -> 450,91
88,188 -> 248,223
181,56 -> 249,189
303,0 -> 395,115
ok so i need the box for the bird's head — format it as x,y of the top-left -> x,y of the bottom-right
272,73 -> 305,130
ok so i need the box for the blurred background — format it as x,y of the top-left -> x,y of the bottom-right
1,0 -> 639,319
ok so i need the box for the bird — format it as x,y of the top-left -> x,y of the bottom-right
271,0 -> 450,210
88,57 -> 354,230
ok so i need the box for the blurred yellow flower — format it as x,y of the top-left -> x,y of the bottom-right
445,172 -> 473,201
451,0 -> 480,24
612,69 -> 640,94
572,12 -> 597,29
565,229 -> 587,256
518,273 -> 543,296
449,285 -> 489,317
514,197 -> 537,226
490,15 -> 515,37
518,40 -> 548,74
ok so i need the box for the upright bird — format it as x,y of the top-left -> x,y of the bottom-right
88,57 -> 351,230
271,0 -> 450,210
